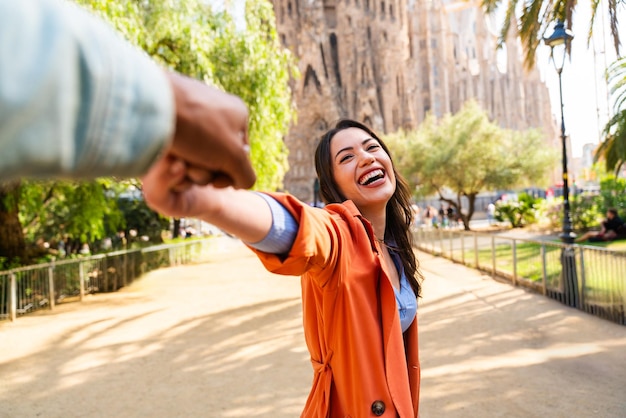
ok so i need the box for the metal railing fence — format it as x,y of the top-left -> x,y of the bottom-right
0,238 -> 223,322
3,232 -> 624,326
412,228 -> 626,325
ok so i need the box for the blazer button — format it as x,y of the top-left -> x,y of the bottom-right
371,400 -> 385,416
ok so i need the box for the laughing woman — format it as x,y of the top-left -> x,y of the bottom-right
142,119 -> 423,417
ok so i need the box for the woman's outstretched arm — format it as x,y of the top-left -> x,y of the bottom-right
141,156 -> 273,244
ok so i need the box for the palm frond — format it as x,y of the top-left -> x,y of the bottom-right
597,109 -> 626,173
588,0 -> 601,47
482,0 -> 623,71
608,0 -> 622,56
607,57 -> 626,112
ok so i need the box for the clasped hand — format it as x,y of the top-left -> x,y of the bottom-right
142,72 -> 256,219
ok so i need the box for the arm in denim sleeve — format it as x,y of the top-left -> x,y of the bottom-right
0,0 -> 174,180
246,193 -> 299,255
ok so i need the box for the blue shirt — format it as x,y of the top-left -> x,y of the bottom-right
389,249 -> 418,332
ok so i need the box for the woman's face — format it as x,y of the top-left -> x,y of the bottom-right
329,127 -> 396,212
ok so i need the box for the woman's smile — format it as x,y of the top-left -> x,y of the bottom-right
358,168 -> 385,186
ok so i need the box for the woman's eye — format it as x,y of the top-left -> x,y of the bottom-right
367,144 -> 380,151
340,154 -> 353,163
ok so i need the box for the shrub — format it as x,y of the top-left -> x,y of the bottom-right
570,195 -> 603,231
599,176 -> 626,215
495,193 -> 540,228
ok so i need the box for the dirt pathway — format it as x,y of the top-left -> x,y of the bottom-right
1,239 -> 625,417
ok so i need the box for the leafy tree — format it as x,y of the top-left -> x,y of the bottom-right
77,0 -> 296,190
19,180 -> 123,244
16,179 -> 126,258
209,0 -> 297,190
0,178 -> 124,266
483,0 -> 622,69
387,100 -> 558,230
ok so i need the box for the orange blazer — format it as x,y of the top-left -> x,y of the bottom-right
249,193 -> 420,417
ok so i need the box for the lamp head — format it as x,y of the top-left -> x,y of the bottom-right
544,20 -> 574,73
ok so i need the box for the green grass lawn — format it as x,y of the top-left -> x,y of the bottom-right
465,242 -> 559,282
462,241 -> 625,299
537,233 -> 626,251
578,239 -> 626,251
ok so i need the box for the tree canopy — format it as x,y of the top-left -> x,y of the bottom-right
386,100 -> 558,229
77,0 -> 297,189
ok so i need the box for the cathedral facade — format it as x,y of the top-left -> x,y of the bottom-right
270,0 -> 556,201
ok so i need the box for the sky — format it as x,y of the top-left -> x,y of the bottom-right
536,3 -> 625,158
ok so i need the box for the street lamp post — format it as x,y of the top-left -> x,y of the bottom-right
544,20 -> 576,244
544,20 -> 579,307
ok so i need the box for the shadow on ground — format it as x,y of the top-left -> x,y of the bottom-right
2,244 -> 625,418
0,247 -> 311,418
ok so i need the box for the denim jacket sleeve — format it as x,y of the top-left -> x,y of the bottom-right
0,0 -> 175,180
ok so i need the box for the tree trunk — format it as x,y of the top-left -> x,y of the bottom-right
0,181 -> 26,262
172,218 -> 181,239
460,193 -> 477,231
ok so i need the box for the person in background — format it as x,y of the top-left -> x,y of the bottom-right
0,0 -> 255,189
575,208 -> 625,243
487,202 -> 496,225
445,205 -> 456,228
142,119 -> 423,417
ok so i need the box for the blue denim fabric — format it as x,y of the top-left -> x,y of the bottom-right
0,0 -> 174,180
247,193 -> 298,254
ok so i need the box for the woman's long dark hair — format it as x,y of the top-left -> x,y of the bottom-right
314,119 -> 423,297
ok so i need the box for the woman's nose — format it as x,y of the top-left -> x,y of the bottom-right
358,152 -> 375,166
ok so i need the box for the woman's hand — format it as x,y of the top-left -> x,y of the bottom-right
141,154 -> 225,220
141,155 -> 274,244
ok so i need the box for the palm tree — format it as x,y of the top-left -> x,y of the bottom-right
595,57 -> 626,174
481,0 -> 622,70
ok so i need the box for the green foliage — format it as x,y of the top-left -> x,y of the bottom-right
607,57 -> 626,113
211,0 -> 297,190
116,195 -> 169,245
0,184 -> 18,212
18,179 -> 124,245
535,179 -> 618,232
569,195 -> 603,231
387,100 -> 558,228
75,0 -> 296,190
535,198 -> 561,231
0,256 -> 21,271
494,193 -> 540,228
596,57 -> 626,174
598,175 -> 626,214
16,179 -> 169,257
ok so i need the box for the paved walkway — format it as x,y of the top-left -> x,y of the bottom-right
1,239 -> 625,417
